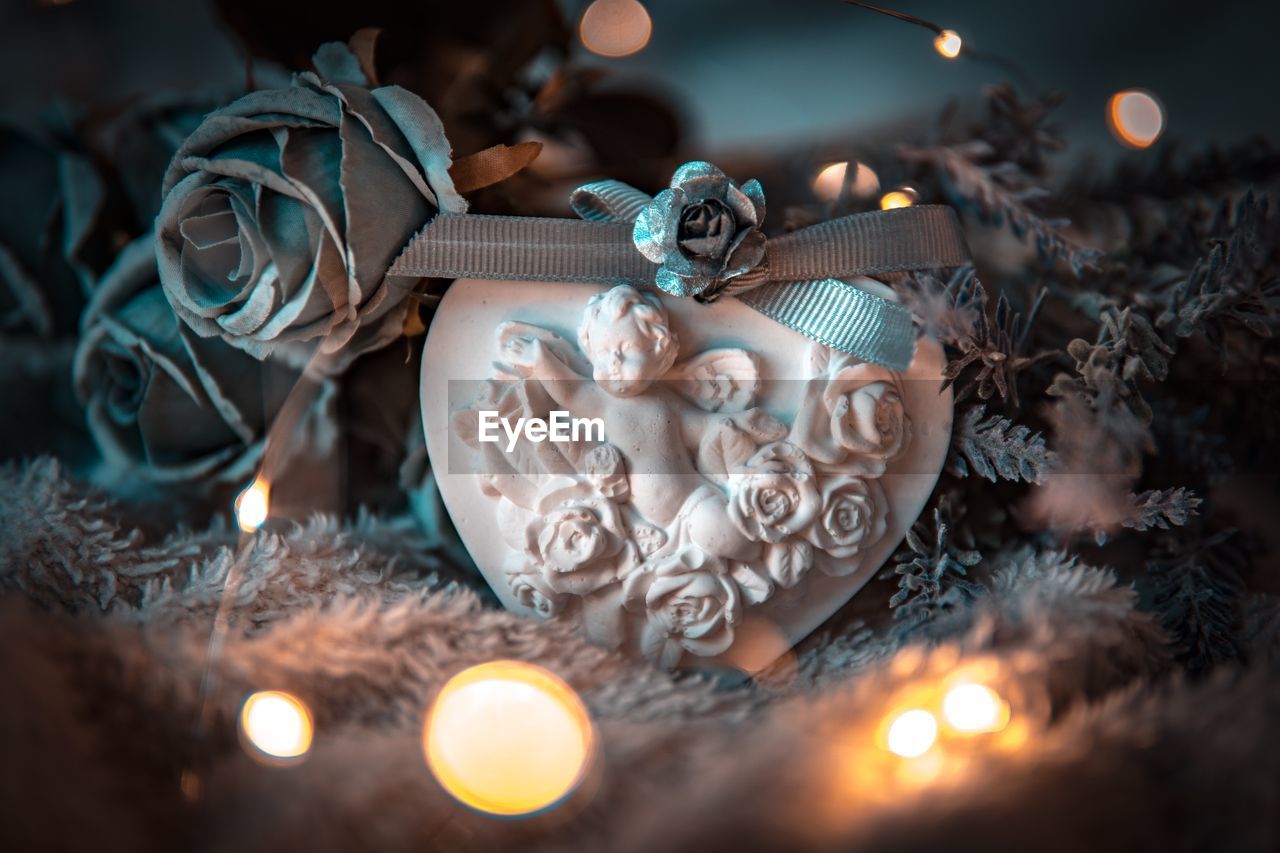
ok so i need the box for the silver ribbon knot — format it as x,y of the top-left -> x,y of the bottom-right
390,161 -> 971,372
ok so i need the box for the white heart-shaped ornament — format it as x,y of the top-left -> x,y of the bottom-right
423,278 -> 952,672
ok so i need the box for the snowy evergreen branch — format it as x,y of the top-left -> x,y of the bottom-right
947,404 -> 1056,484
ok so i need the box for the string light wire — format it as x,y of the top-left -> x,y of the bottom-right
841,1 -> 1038,90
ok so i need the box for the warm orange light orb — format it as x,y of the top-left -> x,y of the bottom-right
240,690 -> 313,763
933,30 -> 963,59
234,477 -> 270,533
1107,89 -> 1165,149
880,188 -> 917,210
942,683 -> 1009,734
424,660 -> 595,816
813,161 -> 880,203
580,0 -> 652,58
813,161 -> 849,203
885,708 -> 938,757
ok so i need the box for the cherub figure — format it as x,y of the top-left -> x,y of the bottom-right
498,285 -> 779,563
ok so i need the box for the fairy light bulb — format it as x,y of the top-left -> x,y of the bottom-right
580,0 -> 652,58
885,708 -> 938,757
240,690 -> 313,763
424,660 -> 595,816
933,29 -> 962,59
234,476 -> 269,533
942,683 -> 1009,734
1107,89 -> 1165,149
880,187 -> 917,210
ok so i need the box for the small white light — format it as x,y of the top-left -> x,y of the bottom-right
886,708 -> 938,758
240,690 -> 313,763
942,683 -> 1007,733
934,29 -> 962,59
580,0 -> 652,58
234,477 -> 269,533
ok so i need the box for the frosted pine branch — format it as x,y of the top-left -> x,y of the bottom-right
948,405 -> 1057,484
1122,487 -> 1202,532
899,140 -> 1102,277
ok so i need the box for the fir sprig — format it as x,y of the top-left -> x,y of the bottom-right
947,404 -> 1056,484
900,140 -> 1102,276
939,271 -> 1054,407
1121,487 -> 1202,532
1049,306 -> 1173,424
1155,192 -> 1280,353
1143,528 -> 1252,675
881,508 -> 983,635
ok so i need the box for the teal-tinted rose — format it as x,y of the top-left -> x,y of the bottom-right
75,237 -> 310,484
90,90 -> 234,228
632,161 -> 766,301
156,42 -> 465,373
0,123 -> 106,337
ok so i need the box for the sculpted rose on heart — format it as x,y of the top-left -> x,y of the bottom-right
454,283 -> 914,668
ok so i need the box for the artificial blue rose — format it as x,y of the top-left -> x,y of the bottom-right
632,161 -> 767,300
0,122 -> 106,337
75,236 -> 325,485
90,90 -> 238,229
155,40 -> 466,373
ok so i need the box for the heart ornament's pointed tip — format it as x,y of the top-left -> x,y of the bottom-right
423,278 -> 952,673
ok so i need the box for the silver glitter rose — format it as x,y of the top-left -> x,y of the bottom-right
632,161 -> 766,301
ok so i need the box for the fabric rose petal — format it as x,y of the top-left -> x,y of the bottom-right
632,161 -> 766,301
74,237 -> 324,485
155,40 -> 465,373
1,122 -> 106,337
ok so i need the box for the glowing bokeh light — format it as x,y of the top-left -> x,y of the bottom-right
850,162 -> 881,197
885,708 -> 938,758
240,690 -> 313,763
579,0 -> 652,58
933,29 -> 963,59
1107,89 -> 1165,149
813,161 -> 879,203
942,683 -> 1008,734
813,161 -> 849,203
880,188 -> 917,210
424,660 -> 595,816
234,477 -> 270,533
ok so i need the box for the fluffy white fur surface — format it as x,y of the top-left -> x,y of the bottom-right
1,459 -> 1276,852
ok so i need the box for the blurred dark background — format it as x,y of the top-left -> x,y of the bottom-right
4,0 -> 1278,165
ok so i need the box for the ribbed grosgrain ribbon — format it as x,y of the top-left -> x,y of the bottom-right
390,180 -> 970,372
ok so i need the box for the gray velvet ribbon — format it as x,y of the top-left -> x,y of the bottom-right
390,167 -> 971,372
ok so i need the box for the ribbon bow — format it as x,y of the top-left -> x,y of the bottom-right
390,161 -> 970,372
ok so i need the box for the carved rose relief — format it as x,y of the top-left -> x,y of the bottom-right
453,284 -> 912,668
